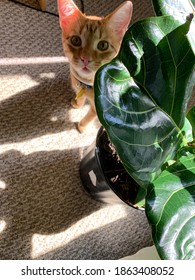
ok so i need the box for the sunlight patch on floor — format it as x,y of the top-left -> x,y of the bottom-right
0,57 -> 68,66
0,220 -> 6,234
31,204 -> 127,259
0,56 -> 68,100
69,104 -> 89,123
0,126 -> 97,155
0,75 -> 39,100
39,72 -> 56,79
0,132 -> 79,155
0,180 -> 6,190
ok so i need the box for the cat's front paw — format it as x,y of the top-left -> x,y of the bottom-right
71,98 -> 80,109
77,122 -> 87,133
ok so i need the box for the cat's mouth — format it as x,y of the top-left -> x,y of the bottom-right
82,66 -> 90,72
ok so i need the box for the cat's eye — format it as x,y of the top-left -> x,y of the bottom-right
70,36 -> 82,47
97,40 -> 109,51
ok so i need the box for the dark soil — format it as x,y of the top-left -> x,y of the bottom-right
96,128 -> 144,209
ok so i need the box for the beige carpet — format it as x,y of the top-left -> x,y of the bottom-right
1,0 -> 189,260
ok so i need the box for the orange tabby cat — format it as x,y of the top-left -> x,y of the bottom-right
58,0 -> 133,133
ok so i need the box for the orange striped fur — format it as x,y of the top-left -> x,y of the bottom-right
58,0 -> 133,132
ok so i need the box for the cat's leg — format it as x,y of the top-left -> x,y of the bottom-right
71,94 -> 86,109
77,106 -> 96,133
70,74 -> 87,109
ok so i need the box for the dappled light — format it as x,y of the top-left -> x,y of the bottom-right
0,221 -> 6,234
0,180 -> 6,190
31,204 -> 127,258
0,0 -> 153,260
0,56 -> 68,66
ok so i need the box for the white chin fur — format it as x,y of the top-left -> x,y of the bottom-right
71,66 -> 95,85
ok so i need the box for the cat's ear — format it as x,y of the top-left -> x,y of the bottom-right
58,0 -> 81,30
106,1 -> 133,40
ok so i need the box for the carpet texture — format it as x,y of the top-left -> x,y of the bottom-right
0,0 -> 193,260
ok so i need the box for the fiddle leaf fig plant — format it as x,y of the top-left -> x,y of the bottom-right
94,0 -> 195,259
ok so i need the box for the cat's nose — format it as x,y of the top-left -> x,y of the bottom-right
80,56 -> 90,66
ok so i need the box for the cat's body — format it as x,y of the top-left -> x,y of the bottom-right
58,0 -> 133,132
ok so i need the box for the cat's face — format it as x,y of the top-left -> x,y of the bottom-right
61,17 -> 121,84
58,0 -> 133,84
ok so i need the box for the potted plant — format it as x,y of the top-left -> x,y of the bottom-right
80,0 -> 195,260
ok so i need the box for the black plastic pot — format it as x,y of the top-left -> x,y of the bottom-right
80,127 -> 144,210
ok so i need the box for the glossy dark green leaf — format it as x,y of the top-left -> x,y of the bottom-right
152,0 -> 195,55
119,18 -> 195,127
95,16 -> 194,200
94,0 -> 195,259
146,153 -> 195,259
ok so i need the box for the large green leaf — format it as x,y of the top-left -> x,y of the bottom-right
94,0 -> 195,260
153,0 -> 195,18
119,17 -> 194,127
146,152 -> 195,259
95,16 -> 194,201
153,0 -> 195,53
146,107 -> 195,259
